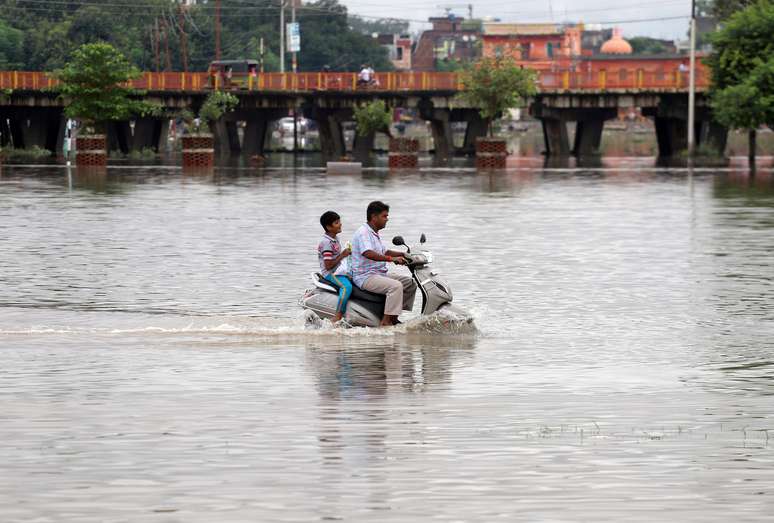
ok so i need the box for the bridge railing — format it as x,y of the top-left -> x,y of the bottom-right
537,68 -> 710,91
0,69 -> 708,93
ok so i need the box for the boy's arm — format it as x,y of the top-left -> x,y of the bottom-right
323,248 -> 350,270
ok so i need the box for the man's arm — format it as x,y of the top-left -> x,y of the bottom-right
362,250 -> 406,264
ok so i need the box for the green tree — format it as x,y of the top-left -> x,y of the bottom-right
707,0 -> 756,19
353,100 -> 391,136
298,0 -> 392,71
459,57 -> 538,136
196,91 -> 239,133
628,37 -> 669,55
0,0 -> 393,73
56,43 -> 155,131
0,19 -> 23,68
436,58 -> 465,72
349,16 -> 409,36
707,1 -> 774,163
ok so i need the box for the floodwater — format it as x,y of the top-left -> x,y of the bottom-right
1,159 -> 773,522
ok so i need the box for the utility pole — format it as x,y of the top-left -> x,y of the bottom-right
280,0 -> 285,73
259,37 -> 265,73
215,0 -> 222,61
291,0 -> 298,151
179,3 -> 188,72
291,0 -> 298,73
161,17 -> 172,72
152,20 -> 161,72
687,0 -> 697,157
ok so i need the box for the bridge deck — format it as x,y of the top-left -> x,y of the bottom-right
0,69 -> 709,94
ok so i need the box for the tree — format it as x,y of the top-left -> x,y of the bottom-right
459,57 -> 538,136
298,0 -> 392,71
0,19 -> 23,68
349,16 -> 409,36
353,100 -> 391,137
707,1 -> 774,163
628,37 -> 669,55
55,43 -> 156,131
196,91 -> 239,133
0,0 -> 392,73
707,0 -> 756,19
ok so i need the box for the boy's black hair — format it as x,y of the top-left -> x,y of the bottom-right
366,201 -> 389,221
320,211 -> 340,231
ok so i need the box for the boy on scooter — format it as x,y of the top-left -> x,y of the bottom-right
318,211 -> 352,323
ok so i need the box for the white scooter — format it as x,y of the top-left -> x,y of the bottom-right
300,234 -> 472,328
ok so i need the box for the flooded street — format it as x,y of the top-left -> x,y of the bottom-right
1,160 -> 773,521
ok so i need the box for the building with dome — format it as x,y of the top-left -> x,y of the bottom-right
600,28 -> 633,55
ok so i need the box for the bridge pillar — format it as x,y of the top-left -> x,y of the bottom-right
0,116 -> 12,147
572,120 -> 604,156
541,119 -> 571,156
243,119 -> 269,157
572,109 -> 617,156
316,113 -> 346,161
353,131 -> 376,163
14,108 -> 62,152
8,118 -> 24,148
242,109 -> 287,158
131,118 -> 168,153
460,113 -> 489,156
643,95 -> 727,158
214,119 -> 241,156
699,120 -> 728,157
653,117 -> 687,157
429,118 -> 453,161
418,101 -> 452,162
107,121 -> 131,155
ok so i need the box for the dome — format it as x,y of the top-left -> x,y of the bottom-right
600,28 -> 632,55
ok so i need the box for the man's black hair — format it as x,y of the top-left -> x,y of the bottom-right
320,211 -> 340,231
366,201 -> 389,221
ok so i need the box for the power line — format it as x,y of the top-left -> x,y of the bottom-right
0,0 -> 691,26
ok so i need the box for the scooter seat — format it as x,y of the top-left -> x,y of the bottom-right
317,274 -> 385,304
351,285 -> 386,304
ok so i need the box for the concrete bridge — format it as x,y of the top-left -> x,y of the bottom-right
0,67 -> 719,161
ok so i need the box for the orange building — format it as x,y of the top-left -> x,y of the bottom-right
481,23 -> 582,70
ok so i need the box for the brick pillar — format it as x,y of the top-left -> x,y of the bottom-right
475,137 -> 507,169
182,134 -> 215,168
76,135 -> 107,166
388,137 -> 419,168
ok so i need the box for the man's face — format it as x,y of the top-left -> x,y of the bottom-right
372,211 -> 389,230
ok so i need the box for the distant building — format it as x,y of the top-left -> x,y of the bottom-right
377,34 -> 413,71
412,16 -> 482,71
580,25 -> 614,56
600,28 -> 633,55
481,23 -> 582,70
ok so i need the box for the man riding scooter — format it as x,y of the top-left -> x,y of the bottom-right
350,201 -> 417,327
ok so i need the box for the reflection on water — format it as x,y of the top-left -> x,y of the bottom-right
1,162 -> 774,521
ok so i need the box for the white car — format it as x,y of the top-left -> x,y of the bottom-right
276,117 -> 308,136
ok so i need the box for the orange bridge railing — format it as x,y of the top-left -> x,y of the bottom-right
0,69 -> 709,93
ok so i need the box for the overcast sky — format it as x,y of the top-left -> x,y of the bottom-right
341,0 -> 694,40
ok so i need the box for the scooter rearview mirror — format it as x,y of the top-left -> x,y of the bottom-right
420,233 -> 426,244
392,236 -> 405,246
